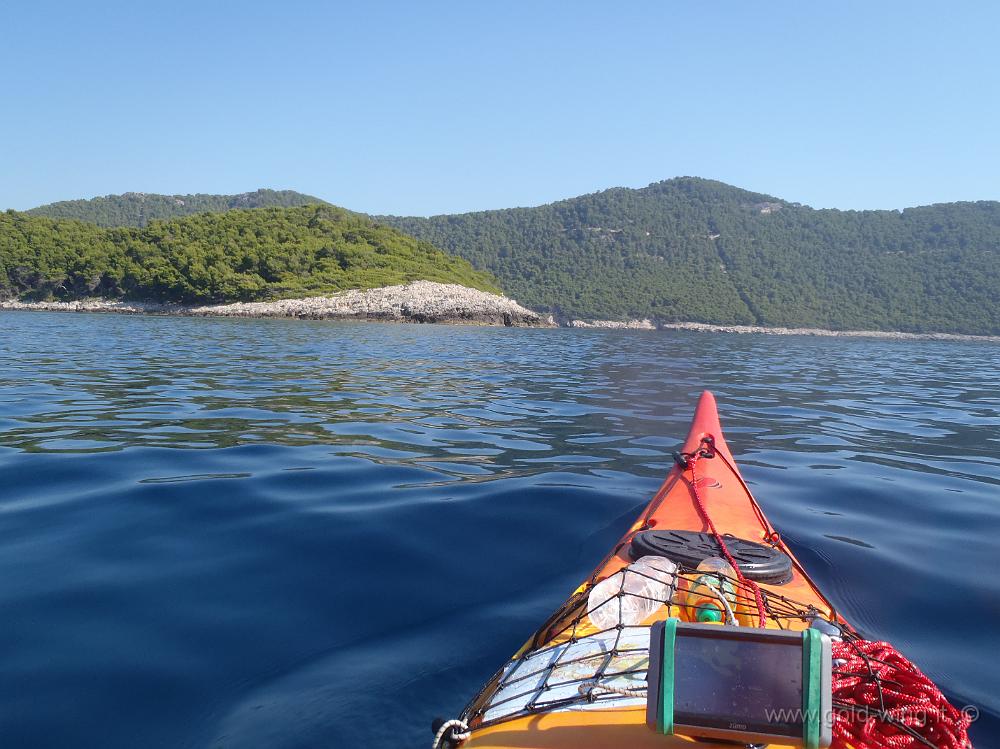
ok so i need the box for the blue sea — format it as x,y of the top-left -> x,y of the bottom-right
0,311 -> 997,748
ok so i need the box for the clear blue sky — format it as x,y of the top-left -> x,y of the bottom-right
2,0 -> 997,215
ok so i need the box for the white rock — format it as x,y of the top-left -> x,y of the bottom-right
0,281 -> 553,327
569,318 -> 656,330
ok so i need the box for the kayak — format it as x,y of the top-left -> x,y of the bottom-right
438,390 -> 852,749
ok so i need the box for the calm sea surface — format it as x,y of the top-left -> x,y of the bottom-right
1,311 -> 998,748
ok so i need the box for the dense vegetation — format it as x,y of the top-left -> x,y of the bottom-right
0,205 -> 498,304
16,178 -> 1000,333
379,178 -> 1000,334
28,189 -> 326,228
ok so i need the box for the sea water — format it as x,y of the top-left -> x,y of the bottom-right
0,311 -> 997,747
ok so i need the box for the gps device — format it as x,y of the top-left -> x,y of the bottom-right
646,619 -> 832,748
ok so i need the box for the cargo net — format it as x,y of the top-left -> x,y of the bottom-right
459,561 -> 825,728
451,561 -> 972,749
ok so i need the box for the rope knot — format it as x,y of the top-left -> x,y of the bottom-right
431,718 -> 470,748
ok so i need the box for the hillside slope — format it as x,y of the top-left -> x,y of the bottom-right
0,205 -> 498,304
378,178 -> 1000,334
27,189 -> 327,228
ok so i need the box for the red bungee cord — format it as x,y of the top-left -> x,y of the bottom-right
685,443 -> 768,627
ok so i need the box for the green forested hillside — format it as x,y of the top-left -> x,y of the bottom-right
378,178 -> 1000,334
0,205 -> 498,303
17,178 -> 1000,332
27,189 -> 326,228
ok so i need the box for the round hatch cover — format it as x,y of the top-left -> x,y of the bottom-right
629,529 -> 793,584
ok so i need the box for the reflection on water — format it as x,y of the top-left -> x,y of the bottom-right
0,311 -> 997,748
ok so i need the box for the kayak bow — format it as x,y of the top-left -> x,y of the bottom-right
447,390 -> 849,749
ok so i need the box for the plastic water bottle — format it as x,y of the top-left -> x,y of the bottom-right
682,556 -> 739,624
587,556 -> 677,630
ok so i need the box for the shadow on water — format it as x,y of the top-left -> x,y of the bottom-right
0,311 -> 997,747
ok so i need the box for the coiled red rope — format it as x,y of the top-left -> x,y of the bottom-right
831,639 -> 972,749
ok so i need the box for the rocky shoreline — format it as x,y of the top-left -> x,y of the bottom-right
0,281 -> 552,327
3,285 -> 998,341
654,321 -> 1000,342
569,318 -> 656,330
563,319 -> 997,341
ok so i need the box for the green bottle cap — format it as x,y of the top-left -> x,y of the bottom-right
695,603 -> 723,623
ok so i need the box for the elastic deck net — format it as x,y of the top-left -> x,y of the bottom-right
459,564 -> 834,730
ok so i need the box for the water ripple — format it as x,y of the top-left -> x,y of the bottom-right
0,311 -> 997,748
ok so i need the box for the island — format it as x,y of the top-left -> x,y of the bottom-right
11,179 -> 1000,336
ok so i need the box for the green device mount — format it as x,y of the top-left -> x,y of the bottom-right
646,618 -> 831,748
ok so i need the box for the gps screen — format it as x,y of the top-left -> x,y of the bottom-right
673,631 -> 803,736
